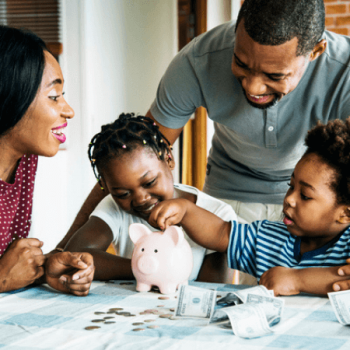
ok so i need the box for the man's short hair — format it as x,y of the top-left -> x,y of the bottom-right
236,0 -> 325,56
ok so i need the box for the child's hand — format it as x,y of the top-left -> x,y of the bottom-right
259,266 -> 301,296
148,199 -> 188,230
45,252 -> 95,296
333,258 -> 350,291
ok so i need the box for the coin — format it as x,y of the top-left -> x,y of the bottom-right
158,296 -> 169,300
170,308 -> 175,312
157,305 -> 164,307
104,321 -> 116,324
94,312 -> 105,315
144,319 -> 156,323
147,325 -> 160,329
91,319 -> 105,323
109,308 -> 123,311
132,328 -> 145,332
118,312 -> 131,315
132,322 -> 144,326
107,311 -> 116,314
159,314 -> 172,318
104,316 -> 115,320
85,326 -> 100,330
124,314 -> 136,317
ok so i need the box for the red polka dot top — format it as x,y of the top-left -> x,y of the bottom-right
0,154 -> 38,256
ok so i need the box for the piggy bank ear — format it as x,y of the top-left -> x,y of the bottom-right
164,226 -> 184,246
129,224 -> 152,244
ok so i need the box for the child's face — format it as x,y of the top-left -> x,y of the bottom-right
101,147 -> 175,220
283,153 -> 348,248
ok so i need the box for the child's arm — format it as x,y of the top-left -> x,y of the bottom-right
63,216 -> 134,280
260,265 -> 350,296
148,198 -> 231,252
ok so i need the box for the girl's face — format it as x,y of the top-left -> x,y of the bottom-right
102,146 -> 175,220
6,51 -> 74,157
283,153 -> 349,250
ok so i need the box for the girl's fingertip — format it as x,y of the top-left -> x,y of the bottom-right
78,261 -> 87,267
338,269 -> 345,276
72,274 -> 80,281
59,276 -> 67,284
333,284 -> 341,291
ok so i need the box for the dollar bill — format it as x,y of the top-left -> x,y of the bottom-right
328,290 -> 350,325
246,293 -> 284,326
175,285 -> 217,319
223,303 -> 272,339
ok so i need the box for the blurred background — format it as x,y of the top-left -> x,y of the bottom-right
0,0 -> 347,252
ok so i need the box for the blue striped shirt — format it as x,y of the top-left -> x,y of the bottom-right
227,220 -> 350,281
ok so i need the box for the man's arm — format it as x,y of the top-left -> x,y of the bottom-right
56,183 -> 109,249
145,110 -> 183,145
260,265 -> 350,296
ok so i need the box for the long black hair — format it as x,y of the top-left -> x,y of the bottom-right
0,26 -> 47,136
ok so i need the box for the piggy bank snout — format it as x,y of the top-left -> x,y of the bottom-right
136,254 -> 159,275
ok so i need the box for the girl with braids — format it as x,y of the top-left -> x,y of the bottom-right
64,113 -> 237,282
149,118 -> 350,296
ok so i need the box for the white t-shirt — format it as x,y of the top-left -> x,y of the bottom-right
91,183 -> 237,280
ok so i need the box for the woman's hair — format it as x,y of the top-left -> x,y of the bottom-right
0,26 -> 47,136
304,118 -> 350,205
88,113 -> 172,186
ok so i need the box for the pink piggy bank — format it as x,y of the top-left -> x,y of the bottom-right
129,223 -> 193,294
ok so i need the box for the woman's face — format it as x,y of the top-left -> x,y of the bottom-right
7,51 -> 74,157
102,146 -> 175,221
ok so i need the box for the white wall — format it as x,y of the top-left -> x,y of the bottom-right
30,0 -> 178,253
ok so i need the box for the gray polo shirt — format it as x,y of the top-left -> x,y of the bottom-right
150,21 -> 350,204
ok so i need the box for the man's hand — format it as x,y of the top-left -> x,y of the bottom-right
259,266 -> 301,296
148,199 -> 188,230
0,238 -> 45,292
45,252 -> 95,296
333,258 -> 350,291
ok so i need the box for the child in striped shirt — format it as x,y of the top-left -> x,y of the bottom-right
149,118 -> 350,296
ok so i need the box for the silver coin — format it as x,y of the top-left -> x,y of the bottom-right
85,326 -> 100,330
147,325 -> 160,329
104,316 -> 115,320
118,312 -> 131,315
104,321 -> 116,324
109,308 -> 123,311
132,328 -> 145,332
144,319 -> 156,323
94,312 -> 105,315
132,322 -> 144,326
91,319 -> 105,323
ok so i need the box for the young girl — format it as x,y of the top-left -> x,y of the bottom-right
149,118 -> 350,296
0,25 -> 94,295
64,113 -> 236,282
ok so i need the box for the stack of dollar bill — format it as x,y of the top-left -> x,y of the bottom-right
175,284 -> 284,339
328,290 -> 350,325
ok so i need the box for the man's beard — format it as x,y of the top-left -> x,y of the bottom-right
241,86 -> 280,110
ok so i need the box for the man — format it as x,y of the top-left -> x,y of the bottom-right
59,0 -> 350,286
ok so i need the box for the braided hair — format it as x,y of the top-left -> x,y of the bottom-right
88,113 -> 172,189
304,118 -> 350,205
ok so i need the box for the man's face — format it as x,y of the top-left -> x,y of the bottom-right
231,21 -> 310,109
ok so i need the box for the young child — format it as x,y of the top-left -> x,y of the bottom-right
149,118 -> 350,296
64,113 -> 236,282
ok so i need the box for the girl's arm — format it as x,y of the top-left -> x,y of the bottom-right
63,216 -> 133,280
260,265 -> 350,296
149,198 -> 232,253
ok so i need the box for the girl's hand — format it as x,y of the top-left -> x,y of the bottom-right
0,238 -> 45,292
45,252 -> 95,296
333,258 -> 350,291
259,266 -> 301,296
148,199 -> 189,230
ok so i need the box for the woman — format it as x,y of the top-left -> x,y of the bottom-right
0,25 -> 94,295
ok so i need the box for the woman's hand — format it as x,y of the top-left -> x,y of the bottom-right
45,252 -> 95,296
0,238 -> 45,292
148,199 -> 188,230
333,258 -> 350,291
259,266 -> 301,296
